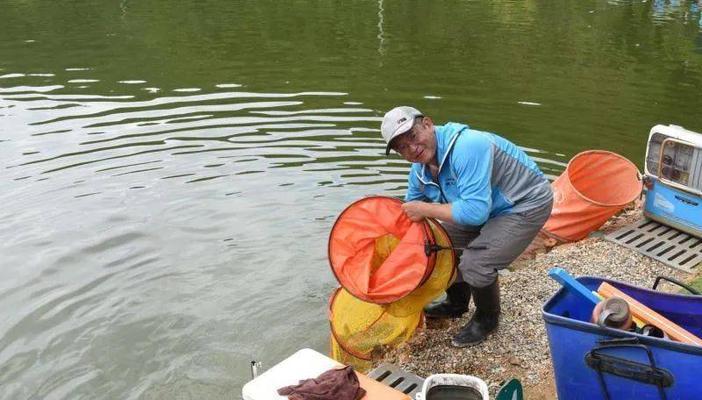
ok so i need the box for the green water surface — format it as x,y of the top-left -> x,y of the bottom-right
1,1 -> 701,398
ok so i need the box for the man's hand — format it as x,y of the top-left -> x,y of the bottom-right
401,201 -> 455,223
401,201 -> 428,222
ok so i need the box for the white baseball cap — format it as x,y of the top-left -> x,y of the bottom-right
380,106 -> 423,155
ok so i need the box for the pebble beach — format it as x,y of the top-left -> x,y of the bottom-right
379,208 -> 694,399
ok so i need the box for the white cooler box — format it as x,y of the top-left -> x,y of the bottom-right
242,348 -> 410,400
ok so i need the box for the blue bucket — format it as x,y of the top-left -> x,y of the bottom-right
542,276 -> 702,400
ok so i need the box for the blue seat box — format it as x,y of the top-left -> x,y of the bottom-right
644,177 -> 702,238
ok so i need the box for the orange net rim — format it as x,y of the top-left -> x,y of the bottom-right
327,196 -> 442,304
427,218 -> 458,285
565,150 -> 642,207
539,228 -> 569,243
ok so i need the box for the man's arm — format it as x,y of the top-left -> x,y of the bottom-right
448,133 -> 492,225
402,201 -> 453,222
402,133 -> 493,224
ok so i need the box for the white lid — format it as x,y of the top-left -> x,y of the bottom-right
242,349 -> 341,400
648,124 -> 702,147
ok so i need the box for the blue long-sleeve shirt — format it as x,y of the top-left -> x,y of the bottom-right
405,123 -> 552,226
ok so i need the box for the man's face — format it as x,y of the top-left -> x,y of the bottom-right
391,117 -> 436,164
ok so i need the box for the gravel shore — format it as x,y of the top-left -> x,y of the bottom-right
379,211 -> 694,399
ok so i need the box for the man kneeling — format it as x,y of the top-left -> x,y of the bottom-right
380,106 -> 553,347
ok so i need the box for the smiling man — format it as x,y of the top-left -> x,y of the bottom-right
381,106 -> 553,347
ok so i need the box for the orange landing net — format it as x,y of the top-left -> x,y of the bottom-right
328,196 -> 450,304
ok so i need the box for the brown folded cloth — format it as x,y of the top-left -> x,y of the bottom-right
277,366 -> 366,400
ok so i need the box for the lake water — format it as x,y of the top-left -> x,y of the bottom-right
1,0 -> 701,398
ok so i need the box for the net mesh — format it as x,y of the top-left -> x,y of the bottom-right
327,197 -> 456,371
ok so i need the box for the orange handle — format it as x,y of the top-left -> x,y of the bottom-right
598,282 -> 702,346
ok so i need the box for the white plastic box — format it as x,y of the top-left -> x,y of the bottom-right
241,348 -> 411,400
242,349 -> 340,400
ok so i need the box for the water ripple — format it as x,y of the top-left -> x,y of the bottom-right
0,73 -> 565,400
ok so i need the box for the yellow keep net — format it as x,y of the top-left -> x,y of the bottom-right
328,217 -> 456,371
329,288 -> 423,371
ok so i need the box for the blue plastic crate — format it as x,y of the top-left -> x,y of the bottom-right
542,276 -> 702,399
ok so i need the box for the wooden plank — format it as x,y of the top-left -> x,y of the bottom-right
598,282 -> 702,346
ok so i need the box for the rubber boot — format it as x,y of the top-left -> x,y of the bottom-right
451,278 -> 500,347
424,281 -> 471,319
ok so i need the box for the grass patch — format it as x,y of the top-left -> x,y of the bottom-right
687,267 -> 702,294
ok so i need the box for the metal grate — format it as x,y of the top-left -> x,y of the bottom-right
368,363 -> 424,397
605,218 -> 702,273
